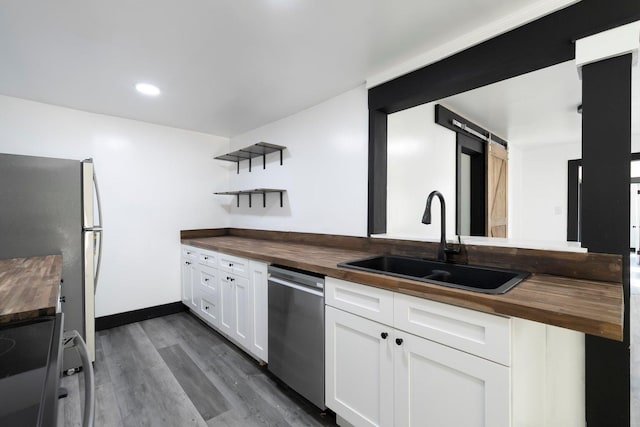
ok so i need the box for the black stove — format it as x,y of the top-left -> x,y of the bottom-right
0,315 -> 62,427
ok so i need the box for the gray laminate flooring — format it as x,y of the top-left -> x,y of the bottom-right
57,312 -> 337,427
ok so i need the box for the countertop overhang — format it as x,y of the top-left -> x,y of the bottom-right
182,233 -> 624,342
0,255 -> 62,324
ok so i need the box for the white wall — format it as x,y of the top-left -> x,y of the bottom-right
387,102 -> 457,239
509,141 -> 581,242
224,86 -> 368,236
0,94 -> 229,317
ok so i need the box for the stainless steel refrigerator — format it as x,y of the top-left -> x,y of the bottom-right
0,153 -> 103,370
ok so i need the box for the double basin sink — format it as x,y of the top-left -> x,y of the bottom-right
338,255 -> 529,294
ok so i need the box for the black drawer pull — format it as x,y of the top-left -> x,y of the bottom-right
395,338 -> 403,346
381,332 -> 388,339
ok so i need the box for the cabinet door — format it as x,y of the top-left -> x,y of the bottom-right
233,275 -> 251,350
394,332 -> 510,427
219,275 -> 235,337
181,255 -> 196,308
325,306 -> 394,427
249,260 -> 268,362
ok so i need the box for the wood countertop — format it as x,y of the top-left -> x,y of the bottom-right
0,255 -> 62,324
182,235 -> 624,341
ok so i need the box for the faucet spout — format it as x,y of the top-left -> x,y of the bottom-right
422,191 -> 447,261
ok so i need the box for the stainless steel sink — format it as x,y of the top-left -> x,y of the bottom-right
338,255 -> 529,294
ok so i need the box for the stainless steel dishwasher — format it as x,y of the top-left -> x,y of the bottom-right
268,265 -> 325,409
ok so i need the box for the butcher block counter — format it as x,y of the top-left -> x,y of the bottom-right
0,255 -> 62,324
182,229 -> 624,342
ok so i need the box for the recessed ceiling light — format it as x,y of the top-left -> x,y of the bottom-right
135,83 -> 161,96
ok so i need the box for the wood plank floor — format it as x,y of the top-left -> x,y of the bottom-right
57,311 -> 337,427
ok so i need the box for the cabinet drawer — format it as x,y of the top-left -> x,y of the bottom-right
199,250 -> 218,268
181,245 -> 198,259
199,265 -> 218,294
394,293 -> 511,365
325,277 -> 394,325
219,253 -> 249,277
220,272 -> 249,289
199,291 -> 220,327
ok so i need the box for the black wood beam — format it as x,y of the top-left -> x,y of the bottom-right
369,0 -> 640,113
566,159 -> 582,242
368,109 -> 388,235
581,53 -> 632,427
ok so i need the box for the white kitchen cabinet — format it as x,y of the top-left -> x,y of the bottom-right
394,330 -> 509,427
326,304 -> 508,427
249,260 -> 269,362
219,269 -> 252,351
326,277 -> 584,427
325,306 -> 394,427
181,245 -> 198,310
182,246 -> 269,362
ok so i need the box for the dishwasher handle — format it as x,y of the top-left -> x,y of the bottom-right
268,276 -> 324,297
64,330 -> 95,427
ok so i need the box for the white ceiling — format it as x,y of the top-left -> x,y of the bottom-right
0,0 -> 558,138
442,60 -> 640,147
442,60 -> 582,147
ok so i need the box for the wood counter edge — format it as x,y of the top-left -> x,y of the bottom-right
0,254 -> 62,324
181,238 -> 624,342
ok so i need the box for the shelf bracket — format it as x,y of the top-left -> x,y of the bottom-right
236,194 -> 239,207
263,153 -> 266,169
249,157 -> 252,172
249,193 -> 252,208
279,191 -> 283,207
279,149 -> 283,165
236,161 -> 239,174
262,191 -> 266,208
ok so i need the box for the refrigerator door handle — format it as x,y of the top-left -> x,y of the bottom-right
92,166 -> 103,293
92,168 -> 103,229
64,330 -> 95,427
94,229 -> 103,293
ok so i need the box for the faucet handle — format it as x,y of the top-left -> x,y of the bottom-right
445,235 -> 463,255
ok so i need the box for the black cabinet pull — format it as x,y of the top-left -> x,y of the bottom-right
395,338 -> 403,346
381,332 -> 388,339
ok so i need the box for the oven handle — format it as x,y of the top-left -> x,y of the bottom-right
64,330 -> 95,427
268,276 -> 324,297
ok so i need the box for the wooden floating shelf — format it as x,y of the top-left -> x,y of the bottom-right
214,188 -> 286,208
214,142 -> 286,173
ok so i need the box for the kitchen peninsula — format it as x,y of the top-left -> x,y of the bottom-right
181,227 -> 623,426
181,228 -> 624,342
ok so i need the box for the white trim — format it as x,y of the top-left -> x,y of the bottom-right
366,0 -> 580,89
575,20 -> 640,78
